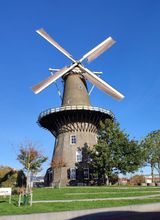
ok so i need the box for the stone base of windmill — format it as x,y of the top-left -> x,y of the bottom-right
40,106 -> 114,187
52,167 -> 68,188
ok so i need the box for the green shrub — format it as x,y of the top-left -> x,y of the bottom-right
0,166 -> 26,188
129,175 -> 145,186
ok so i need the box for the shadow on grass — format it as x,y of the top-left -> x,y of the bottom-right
70,211 -> 160,220
0,199 -> 18,206
0,200 -> 6,203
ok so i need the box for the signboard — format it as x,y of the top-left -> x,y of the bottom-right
0,188 -> 12,203
0,188 -> 11,196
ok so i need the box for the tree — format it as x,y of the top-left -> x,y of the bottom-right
0,166 -> 17,187
0,166 -> 26,188
130,175 -> 145,186
17,141 -> 48,192
140,130 -> 160,182
88,119 -> 143,185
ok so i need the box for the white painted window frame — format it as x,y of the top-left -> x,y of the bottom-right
70,168 -> 76,180
76,149 -> 82,162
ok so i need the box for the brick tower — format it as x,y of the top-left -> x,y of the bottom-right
38,71 -> 113,186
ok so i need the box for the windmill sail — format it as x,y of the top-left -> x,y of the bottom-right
32,65 -> 77,94
79,65 -> 124,100
36,28 -> 75,62
80,37 -> 116,63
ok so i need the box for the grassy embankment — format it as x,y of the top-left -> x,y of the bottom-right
0,186 -> 160,216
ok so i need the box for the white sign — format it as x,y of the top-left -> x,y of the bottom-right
0,188 -> 12,196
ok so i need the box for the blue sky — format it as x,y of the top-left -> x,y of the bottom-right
0,0 -> 160,175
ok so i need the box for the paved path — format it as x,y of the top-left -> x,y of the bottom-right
33,193 -> 160,203
0,203 -> 160,220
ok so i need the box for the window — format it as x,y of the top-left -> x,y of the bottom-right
70,134 -> 77,144
76,150 -> 82,162
84,168 -> 89,179
70,168 -> 76,180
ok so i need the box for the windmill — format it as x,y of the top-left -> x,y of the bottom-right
32,28 -> 124,186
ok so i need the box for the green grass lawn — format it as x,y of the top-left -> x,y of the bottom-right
32,186 -> 160,200
1,186 -> 160,216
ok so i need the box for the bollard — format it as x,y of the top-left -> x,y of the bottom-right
23,193 -> 29,205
